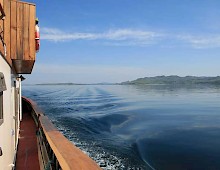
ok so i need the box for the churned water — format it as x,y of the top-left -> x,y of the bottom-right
23,85 -> 220,170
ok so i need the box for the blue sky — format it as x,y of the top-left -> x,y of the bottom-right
26,0 -> 220,84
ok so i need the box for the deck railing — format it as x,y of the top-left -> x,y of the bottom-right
22,97 -> 101,170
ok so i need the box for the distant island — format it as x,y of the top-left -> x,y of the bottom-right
35,76 -> 220,86
121,76 -> 220,85
36,82 -> 115,85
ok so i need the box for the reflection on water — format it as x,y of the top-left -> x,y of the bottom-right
23,85 -> 220,170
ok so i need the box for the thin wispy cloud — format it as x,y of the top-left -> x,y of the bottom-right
41,27 -> 163,46
41,27 -> 220,48
177,35 -> 220,49
41,28 -> 98,41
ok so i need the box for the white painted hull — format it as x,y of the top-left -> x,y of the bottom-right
0,54 -> 21,170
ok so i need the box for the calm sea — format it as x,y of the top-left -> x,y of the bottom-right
23,85 -> 220,170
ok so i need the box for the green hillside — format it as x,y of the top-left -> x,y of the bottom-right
121,76 -> 220,85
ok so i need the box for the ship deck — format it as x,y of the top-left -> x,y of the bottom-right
16,111 -> 40,170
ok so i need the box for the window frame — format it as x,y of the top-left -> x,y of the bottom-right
0,72 -> 6,126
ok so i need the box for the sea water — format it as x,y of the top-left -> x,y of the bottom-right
23,85 -> 220,170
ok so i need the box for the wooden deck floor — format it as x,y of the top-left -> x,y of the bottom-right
16,111 -> 40,170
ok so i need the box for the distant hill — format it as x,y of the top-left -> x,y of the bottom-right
36,83 -> 80,85
121,76 -> 220,85
36,82 -> 115,85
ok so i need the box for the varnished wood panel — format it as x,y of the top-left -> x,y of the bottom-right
0,0 -> 36,73
12,59 -> 35,74
0,0 -> 4,55
29,5 -> 35,60
23,4 -> 29,60
10,0 -> 17,59
3,0 -> 11,65
16,2 -> 23,60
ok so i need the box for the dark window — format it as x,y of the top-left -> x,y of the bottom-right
0,91 -> 3,125
0,72 -> 6,126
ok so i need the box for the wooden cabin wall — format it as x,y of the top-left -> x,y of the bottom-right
0,0 -> 4,61
4,0 -> 11,65
10,0 -> 16,60
0,0 -> 36,67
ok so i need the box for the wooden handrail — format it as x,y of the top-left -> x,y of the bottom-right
22,97 -> 101,170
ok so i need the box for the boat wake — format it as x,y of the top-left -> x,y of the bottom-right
23,85 -> 220,170
55,117 -> 149,170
